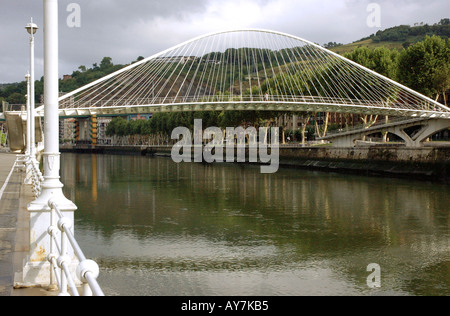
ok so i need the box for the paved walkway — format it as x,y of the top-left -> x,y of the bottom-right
0,153 -> 23,296
0,153 -> 56,296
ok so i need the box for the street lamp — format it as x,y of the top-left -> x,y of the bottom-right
25,73 -> 31,157
25,19 -> 39,35
25,18 -> 38,160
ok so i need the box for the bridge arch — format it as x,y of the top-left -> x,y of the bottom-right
32,29 -> 450,120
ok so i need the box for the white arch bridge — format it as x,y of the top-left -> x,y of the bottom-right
49,29 -> 450,118
2,29 -> 450,147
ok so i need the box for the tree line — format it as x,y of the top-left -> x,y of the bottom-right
0,56 -> 134,111
361,18 -> 449,44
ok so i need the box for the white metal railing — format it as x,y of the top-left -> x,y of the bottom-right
29,159 -> 44,197
15,155 -> 29,166
61,95 -> 383,109
47,200 -> 104,296
27,159 -> 104,296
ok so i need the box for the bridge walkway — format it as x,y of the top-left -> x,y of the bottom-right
0,152 -> 56,296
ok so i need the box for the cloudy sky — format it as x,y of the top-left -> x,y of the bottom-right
0,0 -> 448,83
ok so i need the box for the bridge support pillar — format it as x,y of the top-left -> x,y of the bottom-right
331,135 -> 357,148
74,119 -> 80,142
77,118 -> 90,142
396,128 -> 419,148
90,115 -> 98,146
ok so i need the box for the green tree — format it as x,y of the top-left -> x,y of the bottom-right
398,36 -> 450,98
344,46 -> 399,80
432,64 -> 450,105
100,57 -> 113,71
7,92 -> 25,104
106,117 -> 128,137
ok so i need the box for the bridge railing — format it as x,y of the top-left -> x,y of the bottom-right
60,95 -> 377,109
29,159 -> 44,198
47,200 -> 104,296
28,160 -> 104,296
58,94 -> 447,112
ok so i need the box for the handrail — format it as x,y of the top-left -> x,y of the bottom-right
47,199 -> 105,296
60,95 -> 391,109
25,157 -> 104,296
29,159 -> 44,197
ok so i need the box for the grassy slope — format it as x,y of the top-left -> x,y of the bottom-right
329,39 -> 404,55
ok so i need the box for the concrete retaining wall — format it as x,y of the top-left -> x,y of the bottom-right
277,147 -> 449,182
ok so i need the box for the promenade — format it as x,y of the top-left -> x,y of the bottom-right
0,152 -> 55,296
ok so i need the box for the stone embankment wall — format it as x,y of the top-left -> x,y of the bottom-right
276,147 -> 449,182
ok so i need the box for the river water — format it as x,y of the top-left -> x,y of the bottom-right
60,153 -> 449,296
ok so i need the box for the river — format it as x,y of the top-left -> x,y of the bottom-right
60,153 -> 449,296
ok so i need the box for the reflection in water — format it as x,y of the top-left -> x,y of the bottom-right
61,153 -> 449,296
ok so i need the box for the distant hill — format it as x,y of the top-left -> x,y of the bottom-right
331,18 -> 450,54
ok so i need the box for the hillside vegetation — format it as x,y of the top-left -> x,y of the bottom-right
331,18 -> 449,54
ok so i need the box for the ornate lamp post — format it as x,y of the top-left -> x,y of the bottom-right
25,19 -> 38,160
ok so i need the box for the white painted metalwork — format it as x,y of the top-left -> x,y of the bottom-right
24,0 -> 79,290
25,74 -> 31,157
23,158 -> 103,296
4,1 -> 100,295
29,158 -> 44,197
47,200 -> 104,296
26,18 -> 38,160
45,29 -> 450,119
29,0 -> 77,230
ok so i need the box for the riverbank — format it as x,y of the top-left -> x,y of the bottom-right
60,145 -> 450,183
